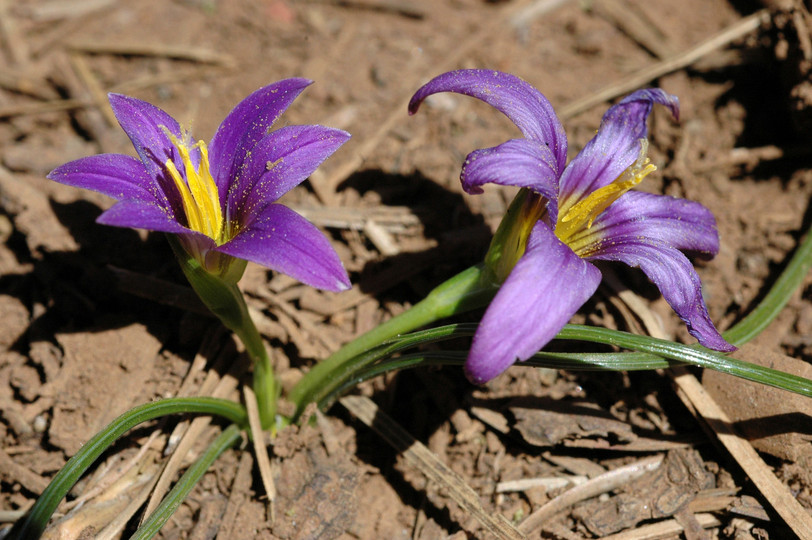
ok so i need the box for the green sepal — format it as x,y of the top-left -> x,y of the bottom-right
168,236 -> 251,337
483,188 -> 545,285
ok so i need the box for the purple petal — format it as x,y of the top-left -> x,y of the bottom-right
580,191 -> 720,257
589,241 -> 734,352
108,94 -> 182,183
558,89 -> 679,206
96,200 -> 188,234
47,154 -> 165,205
215,203 -> 350,292
461,138 -> 560,221
209,79 -> 313,202
465,222 -> 602,383
409,70 -> 568,173
226,125 -> 351,223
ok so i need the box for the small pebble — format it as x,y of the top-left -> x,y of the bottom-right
32,415 -> 48,433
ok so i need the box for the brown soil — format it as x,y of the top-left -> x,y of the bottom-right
1,0 -> 812,538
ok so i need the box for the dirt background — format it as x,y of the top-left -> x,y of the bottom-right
1,0 -> 812,538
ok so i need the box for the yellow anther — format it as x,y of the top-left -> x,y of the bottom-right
555,139 -> 654,243
162,128 -> 225,243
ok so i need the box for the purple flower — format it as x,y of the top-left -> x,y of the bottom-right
409,69 -> 734,383
49,79 -> 351,291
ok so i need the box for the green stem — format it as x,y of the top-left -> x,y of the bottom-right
250,343 -> 277,432
130,424 -> 242,540
723,227 -> 812,346
11,398 -> 246,540
168,236 -> 277,429
287,263 -> 497,421
323,350 -> 677,407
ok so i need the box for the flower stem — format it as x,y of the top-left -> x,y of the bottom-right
168,236 -> 277,429
234,302 -> 278,432
287,263 -> 497,421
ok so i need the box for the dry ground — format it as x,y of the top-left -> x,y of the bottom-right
1,0 -> 812,538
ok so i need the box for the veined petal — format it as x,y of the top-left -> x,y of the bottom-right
558,89 -> 678,208
465,222 -> 602,383
48,154 -> 165,205
108,93 -> 182,183
227,125 -> 351,222
97,200 -> 189,234
572,191 -> 720,258
209,79 -> 313,201
215,203 -> 350,292
588,242 -> 734,352
408,69 -> 568,172
461,138 -> 560,221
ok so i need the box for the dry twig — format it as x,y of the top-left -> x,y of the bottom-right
313,0 -> 544,203
496,476 -> 587,493
322,0 -> 425,19
611,277 -> 812,538
340,395 -> 526,540
93,467 -> 162,540
558,10 -> 770,119
518,455 -> 664,534
0,70 -> 58,100
140,345 -> 240,524
607,268 -> 812,537
509,0 -> 571,29
599,512 -> 721,540
216,451 -> 254,540
0,448 -> 49,494
68,52 -> 117,126
20,0 -> 117,22
591,0 -> 677,59
243,386 -> 276,521
0,0 -> 28,65
68,41 -> 236,67
671,368 -> 812,539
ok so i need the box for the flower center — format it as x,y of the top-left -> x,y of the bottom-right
163,130 -> 225,243
554,139 -> 655,245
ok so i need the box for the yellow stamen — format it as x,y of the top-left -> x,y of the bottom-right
555,139 -> 655,243
163,129 -> 225,243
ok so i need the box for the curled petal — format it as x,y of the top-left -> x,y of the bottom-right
227,125 -> 351,222
209,79 -> 313,201
558,89 -> 679,205
215,204 -> 350,292
461,138 -> 560,221
617,88 -> 680,121
578,191 -> 720,258
97,200 -> 189,234
108,94 -> 182,183
48,154 -> 165,205
465,222 -> 602,383
409,69 -> 568,172
589,242 -> 735,352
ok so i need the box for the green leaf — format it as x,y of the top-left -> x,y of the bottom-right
11,398 -> 246,540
